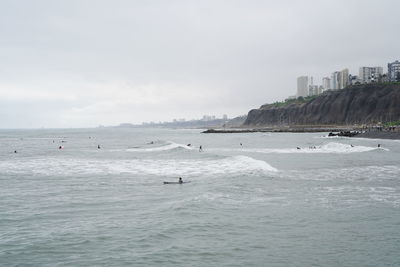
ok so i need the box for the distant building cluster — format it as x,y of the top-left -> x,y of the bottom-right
200,114 -> 228,121
296,60 -> 400,98
140,114 -> 230,127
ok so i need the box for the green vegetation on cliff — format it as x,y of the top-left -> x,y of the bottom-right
266,82 -> 400,109
268,95 -> 318,108
385,120 -> 400,127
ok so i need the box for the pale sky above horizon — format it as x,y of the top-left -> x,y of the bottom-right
1,0 -> 399,128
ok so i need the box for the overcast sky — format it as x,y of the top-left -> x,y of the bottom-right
0,0 -> 399,128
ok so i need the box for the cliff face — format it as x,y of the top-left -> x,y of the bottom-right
243,84 -> 400,126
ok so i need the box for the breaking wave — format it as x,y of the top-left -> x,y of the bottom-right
126,141 -> 194,152
0,155 -> 277,177
214,142 -> 387,154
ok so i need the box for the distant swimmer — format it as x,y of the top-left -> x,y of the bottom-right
187,144 -> 191,147
59,145 -> 63,149
14,150 -> 17,153
378,144 -> 381,148
98,144 -> 101,149
240,143 -> 243,146
296,147 -> 301,150
199,145 -> 203,152
179,177 -> 183,184
351,144 -> 354,147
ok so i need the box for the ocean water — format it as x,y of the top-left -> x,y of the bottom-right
0,128 -> 399,266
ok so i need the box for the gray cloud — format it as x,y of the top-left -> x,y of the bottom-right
1,0 -> 399,127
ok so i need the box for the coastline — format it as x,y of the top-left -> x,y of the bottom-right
202,126 -> 355,134
202,127 -> 400,140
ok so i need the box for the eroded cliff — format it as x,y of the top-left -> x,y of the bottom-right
243,83 -> 400,126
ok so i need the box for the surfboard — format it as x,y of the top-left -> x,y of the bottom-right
163,181 -> 191,184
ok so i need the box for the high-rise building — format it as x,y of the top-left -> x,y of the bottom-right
359,67 -> 383,83
331,69 -> 350,89
388,60 -> 400,82
297,76 -> 309,97
322,77 -> 331,90
339,68 -> 349,89
331,72 -> 340,90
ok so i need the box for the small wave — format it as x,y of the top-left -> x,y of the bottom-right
126,141 -> 194,152
214,142 -> 386,154
320,134 -> 400,143
217,155 -> 278,173
307,142 -> 385,153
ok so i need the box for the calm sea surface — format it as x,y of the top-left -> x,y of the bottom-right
0,128 -> 399,266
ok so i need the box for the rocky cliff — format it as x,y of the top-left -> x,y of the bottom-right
243,83 -> 400,126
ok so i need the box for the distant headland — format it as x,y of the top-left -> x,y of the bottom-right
244,83 -> 400,127
204,83 -> 400,139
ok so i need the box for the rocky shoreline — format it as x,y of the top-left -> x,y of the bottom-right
202,127 -> 355,134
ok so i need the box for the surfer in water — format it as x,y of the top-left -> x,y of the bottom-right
98,144 -> 101,149
179,177 -> 183,184
199,145 -> 203,152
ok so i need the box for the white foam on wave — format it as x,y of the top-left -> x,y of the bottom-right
126,141 -> 193,152
214,142 -> 387,154
320,134 -> 400,143
0,155 -> 277,177
319,135 -> 343,139
306,142 -> 385,153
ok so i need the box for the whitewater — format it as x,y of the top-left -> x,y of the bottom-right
0,128 -> 399,266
